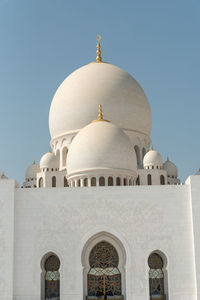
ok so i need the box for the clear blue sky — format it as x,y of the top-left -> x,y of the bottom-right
0,0 -> 199,185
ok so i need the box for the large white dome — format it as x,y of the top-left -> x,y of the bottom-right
49,62 -> 152,141
67,120 -> 137,176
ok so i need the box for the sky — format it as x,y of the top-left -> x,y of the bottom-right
0,0 -> 199,185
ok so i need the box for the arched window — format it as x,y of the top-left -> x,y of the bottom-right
123,178 -> 127,186
136,176 -> 140,185
84,178 -> 88,187
91,177 -> 96,187
147,174 -> 152,185
142,148 -> 146,159
52,176 -> 56,187
134,145 -> 140,168
39,177 -> 43,188
88,241 -> 121,298
64,177 -> 68,187
99,177 -> 105,186
56,150 -> 60,169
116,177 -> 121,186
44,255 -> 60,300
62,147 -> 68,167
56,149 -> 60,158
77,179 -> 81,187
148,253 -> 164,300
108,177 -> 113,186
160,175 -> 165,185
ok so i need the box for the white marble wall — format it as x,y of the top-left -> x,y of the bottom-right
0,180 -> 15,300
186,175 -> 200,300
10,181 -> 197,300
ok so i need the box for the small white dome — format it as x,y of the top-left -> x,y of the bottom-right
40,152 -> 59,169
143,148 -> 163,169
67,120 -> 137,176
163,158 -> 178,177
26,161 -> 40,179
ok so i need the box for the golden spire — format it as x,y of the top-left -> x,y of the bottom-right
93,104 -> 109,122
96,35 -> 102,63
49,147 -> 51,153
151,145 -> 154,150
98,104 -> 103,120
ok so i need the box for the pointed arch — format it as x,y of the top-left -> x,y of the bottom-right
41,252 -> 60,300
91,177 -> 96,187
99,177 -> 105,186
148,250 -> 168,300
108,177 -> 113,186
62,147 -> 68,168
142,147 -> 146,159
39,177 -> 43,188
148,174 -> 152,185
56,150 -> 60,169
52,176 -> 56,187
116,177 -> 121,186
88,241 -> 121,297
81,231 -> 126,300
160,175 -> 165,185
134,145 -> 141,168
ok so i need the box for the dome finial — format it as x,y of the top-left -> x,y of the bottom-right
96,35 -> 102,63
98,104 -> 103,120
93,104 -> 109,122
33,160 -> 36,165
49,147 -> 52,153
151,145 -> 154,150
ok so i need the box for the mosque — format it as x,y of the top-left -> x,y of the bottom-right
0,37 -> 200,300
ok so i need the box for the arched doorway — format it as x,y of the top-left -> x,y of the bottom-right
88,241 -> 121,299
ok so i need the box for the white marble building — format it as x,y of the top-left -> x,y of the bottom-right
1,38 -> 200,300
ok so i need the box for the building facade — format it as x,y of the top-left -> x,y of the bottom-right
0,39 -> 200,300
